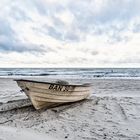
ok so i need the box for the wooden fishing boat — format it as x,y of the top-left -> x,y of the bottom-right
15,79 -> 91,110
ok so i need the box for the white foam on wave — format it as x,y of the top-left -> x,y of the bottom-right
1,68 -> 140,78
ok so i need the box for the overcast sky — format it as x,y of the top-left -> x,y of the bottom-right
0,0 -> 140,67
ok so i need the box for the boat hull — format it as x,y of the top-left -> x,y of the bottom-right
15,79 -> 91,109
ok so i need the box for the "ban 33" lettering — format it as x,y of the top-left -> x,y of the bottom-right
49,84 -> 75,92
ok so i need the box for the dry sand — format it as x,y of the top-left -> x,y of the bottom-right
0,78 -> 140,140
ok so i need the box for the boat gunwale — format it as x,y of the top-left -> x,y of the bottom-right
14,79 -> 92,87
28,90 -> 89,97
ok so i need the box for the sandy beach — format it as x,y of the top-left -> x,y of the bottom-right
1,0 -> 140,139
0,78 -> 140,140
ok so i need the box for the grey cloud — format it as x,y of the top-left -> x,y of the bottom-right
29,2 -> 81,42
52,16 -> 65,29
36,22 -> 80,42
0,41 -> 45,53
32,0 -> 48,15
67,57 -> 88,64
1,0 -> 140,54
39,44 -> 57,53
65,32 -> 80,42
0,19 -> 44,53
47,26 -> 63,40
69,0 -> 140,25
133,24 -> 140,33
66,0 -> 140,43
47,26 -> 80,42
0,20 -> 14,36
10,6 -> 31,21
29,0 -> 65,16
91,51 -> 99,56
15,0 -> 132,43
46,14 -> 81,42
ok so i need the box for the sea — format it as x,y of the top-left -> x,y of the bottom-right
0,68 -> 140,79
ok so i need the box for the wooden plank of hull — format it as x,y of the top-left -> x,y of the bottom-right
29,91 -> 89,102
29,95 -> 67,110
30,93 -> 88,103
29,97 -> 62,110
